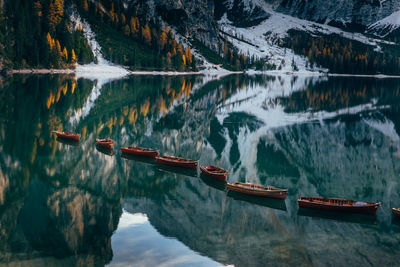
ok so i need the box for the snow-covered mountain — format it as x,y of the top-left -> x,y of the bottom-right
278,0 -> 398,28
213,0 -> 400,73
367,10 -> 400,37
113,0 -> 400,73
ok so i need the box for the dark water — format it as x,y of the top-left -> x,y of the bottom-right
1,74 -> 400,266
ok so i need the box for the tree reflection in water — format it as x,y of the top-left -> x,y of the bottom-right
0,74 -> 400,266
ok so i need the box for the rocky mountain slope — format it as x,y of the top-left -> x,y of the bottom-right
1,0 -> 400,73
87,0 -> 400,74
277,0 -> 400,32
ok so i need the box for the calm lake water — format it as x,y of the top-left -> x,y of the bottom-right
1,74 -> 400,266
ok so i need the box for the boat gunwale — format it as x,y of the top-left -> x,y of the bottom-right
121,146 -> 159,153
200,166 -> 228,176
298,197 -> 380,208
96,138 -> 116,144
156,156 -> 198,164
53,131 -> 80,137
227,182 -> 288,193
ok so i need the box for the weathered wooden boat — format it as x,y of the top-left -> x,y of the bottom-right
200,166 -> 229,182
298,197 -> 380,215
52,131 -> 80,142
226,182 -> 288,200
121,146 -> 159,158
96,138 -> 115,150
155,156 -> 198,170
393,208 -> 400,218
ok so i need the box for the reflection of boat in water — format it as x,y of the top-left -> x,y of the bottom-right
392,216 -> 400,227
52,131 -> 80,141
227,182 -> 288,200
121,153 -> 157,165
156,156 -> 198,170
96,144 -> 115,156
200,174 -> 226,191
200,166 -> 229,182
96,138 -> 116,150
155,164 -> 198,178
298,208 -> 378,225
227,190 -> 287,211
121,146 -> 159,158
393,208 -> 400,218
56,137 -> 80,146
298,197 -> 380,215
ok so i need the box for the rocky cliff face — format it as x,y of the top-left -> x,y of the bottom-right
214,0 -> 270,27
277,0 -> 400,30
120,0 -> 221,51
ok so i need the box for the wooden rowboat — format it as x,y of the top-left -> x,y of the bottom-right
155,156 -> 198,170
200,166 -> 228,182
298,197 -> 380,215
52,131 -> 80,142
96,138 -> 115,150
393,208 -> 400,218
121,146 -> 159,158
226,182 -> 288,200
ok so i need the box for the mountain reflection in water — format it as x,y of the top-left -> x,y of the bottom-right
0,74 -> 399,266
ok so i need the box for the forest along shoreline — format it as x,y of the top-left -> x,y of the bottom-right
6,69 -> 400,78
5,68 -> 241,76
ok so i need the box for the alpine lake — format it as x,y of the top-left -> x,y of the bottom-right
1,73 -> 400,267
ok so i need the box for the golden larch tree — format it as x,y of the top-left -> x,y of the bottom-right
130,17 -> 140,34
62,47 -> 68,60
48,0 -> 64,31
46,32 -> 54,50
124,24 -> 130,36
160,31 -> 167,50
185,48 -> 192,64
71,49 -> 77,63
83,0 -> 89,12
121,13 -> 126,25
182,55 -> 186,66
142,24 -> 151,46
56,40 -> 62,56
34,1 -> 42,18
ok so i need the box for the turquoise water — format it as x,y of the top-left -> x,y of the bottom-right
1,74 -> 400,266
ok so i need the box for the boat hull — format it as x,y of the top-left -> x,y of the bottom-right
54,131 -> 80,142
96,144 -> 115,156
298,199 -> 380,215
155,157 -> 198,170
96,139 -> 115,150
200,166 -> 228,182
226,183 -> 287,200
121,147 -> 159,158
96,142 -> 114,150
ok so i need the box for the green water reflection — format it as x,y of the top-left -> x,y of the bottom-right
1,74 -> 400,266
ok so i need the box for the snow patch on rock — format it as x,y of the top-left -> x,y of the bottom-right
69,7 -> 128,80
368,10 -> 400,37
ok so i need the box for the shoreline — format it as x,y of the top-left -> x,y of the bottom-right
5,68 -> 400,78
6,68 -> 209,76
7,69 -> 76,74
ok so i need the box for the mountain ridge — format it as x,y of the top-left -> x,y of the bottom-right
1,0 -> 400,74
